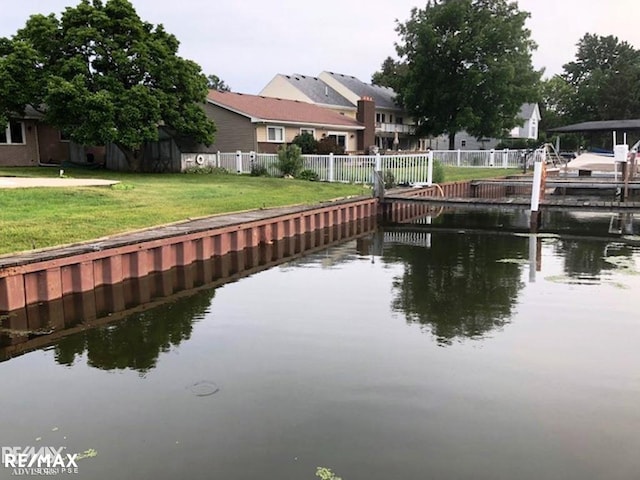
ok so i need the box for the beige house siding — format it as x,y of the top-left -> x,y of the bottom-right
331,107 -> 357,119
256,124 -> 358,153
205,104 -> 256,152
0,120 -> 39,166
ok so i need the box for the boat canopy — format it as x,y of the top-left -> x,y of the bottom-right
548,119 -> 640,133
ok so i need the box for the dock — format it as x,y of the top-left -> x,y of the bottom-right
384,175 -> 640,212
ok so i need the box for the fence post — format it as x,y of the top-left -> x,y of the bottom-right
249,151 -> 256,173
530,161 -> 542,229
329,153 -> 335,182
375,153 -> 382,172
489,149 -> 495,167
530,153 -> 546,231
427,150 -> 434,186
457,149 -> 461,167
216,151 -> 221,168
503,148 -> 508,168
235,150 -> 242,174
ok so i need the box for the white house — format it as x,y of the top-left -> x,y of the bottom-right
509,103 -> 541,140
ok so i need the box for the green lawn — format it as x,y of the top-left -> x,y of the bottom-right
0,166 -> 521,256
443,166 -> 521,182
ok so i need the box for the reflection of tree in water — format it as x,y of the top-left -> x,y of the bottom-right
54,289 -> 215,374
544,212 -> 637,277
385,232 -> 525,345
553,240 -> 635,277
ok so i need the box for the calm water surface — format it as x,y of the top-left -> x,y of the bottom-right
1,211 -> 640,480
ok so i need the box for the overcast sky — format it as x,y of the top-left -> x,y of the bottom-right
2,0 -> 639,94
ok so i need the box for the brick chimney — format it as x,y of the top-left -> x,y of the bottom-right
356,96 -> 375,152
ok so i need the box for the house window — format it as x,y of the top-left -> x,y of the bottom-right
375,113 -> 386,123
327,132 -> 347,150
267,126 -> 284,142
300,128 -> 315,138
529,118 -> 537,139
461,140 -> 467,147
0,121 -> 25,145
396,117 -> 403,125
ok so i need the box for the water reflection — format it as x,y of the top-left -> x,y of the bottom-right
0,220 -> 374,367
381,230 -> 526,345
395,207 -> 640,238
53,289 -> 213,374
552,239 -> 635,279
1,211 -> 640,480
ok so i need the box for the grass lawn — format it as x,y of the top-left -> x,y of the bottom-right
0,166 -> 521,256
443,166 -> 521,182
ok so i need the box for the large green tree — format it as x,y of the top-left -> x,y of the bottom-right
393,0 -> 540,149
562,33 -> 640,122
0,0 -> 215,171
539,75 -> 573,130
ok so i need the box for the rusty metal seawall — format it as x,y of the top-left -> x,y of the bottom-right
0,197 -> 377,314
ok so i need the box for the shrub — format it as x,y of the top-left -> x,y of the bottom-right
250,164 -> 270,177
291,132 -> 318,154
432,159 -> 445,183
495,138 -> 541,150
317,137 -> 345,155
277,144 -> 304,177
297,169 -> 319,181
182,166 -> 229,175
383,170 -> 395,189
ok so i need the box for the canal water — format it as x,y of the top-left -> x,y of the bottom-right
1,210 -> 639,480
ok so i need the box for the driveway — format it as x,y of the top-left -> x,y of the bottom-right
0,177 -> 119,188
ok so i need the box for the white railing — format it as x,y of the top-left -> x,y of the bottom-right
181,149 -> 525,184
382,153 -> 431,184
376,123 -> 415,134
432,149 -> 523,168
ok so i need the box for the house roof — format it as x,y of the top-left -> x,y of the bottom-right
518,103 -> 539,120
207,90 -> 363,129
281,74 -> 354,108
320,71 -> 401,110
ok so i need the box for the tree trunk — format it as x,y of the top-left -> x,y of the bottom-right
116,144 -> 143,172
448,131 -> 456,150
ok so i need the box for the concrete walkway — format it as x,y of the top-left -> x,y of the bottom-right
0,177 -> 119,188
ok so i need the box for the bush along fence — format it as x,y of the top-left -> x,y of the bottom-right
181,149 -> 525,184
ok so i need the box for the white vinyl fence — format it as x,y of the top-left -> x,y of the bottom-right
182,149 -> 527,184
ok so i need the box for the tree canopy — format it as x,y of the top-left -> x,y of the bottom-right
371,56 -> 406,94
561,33 -> 640,122
0,0 -> 215,170
207,74 -> 231,92
390,0 -> 540,149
